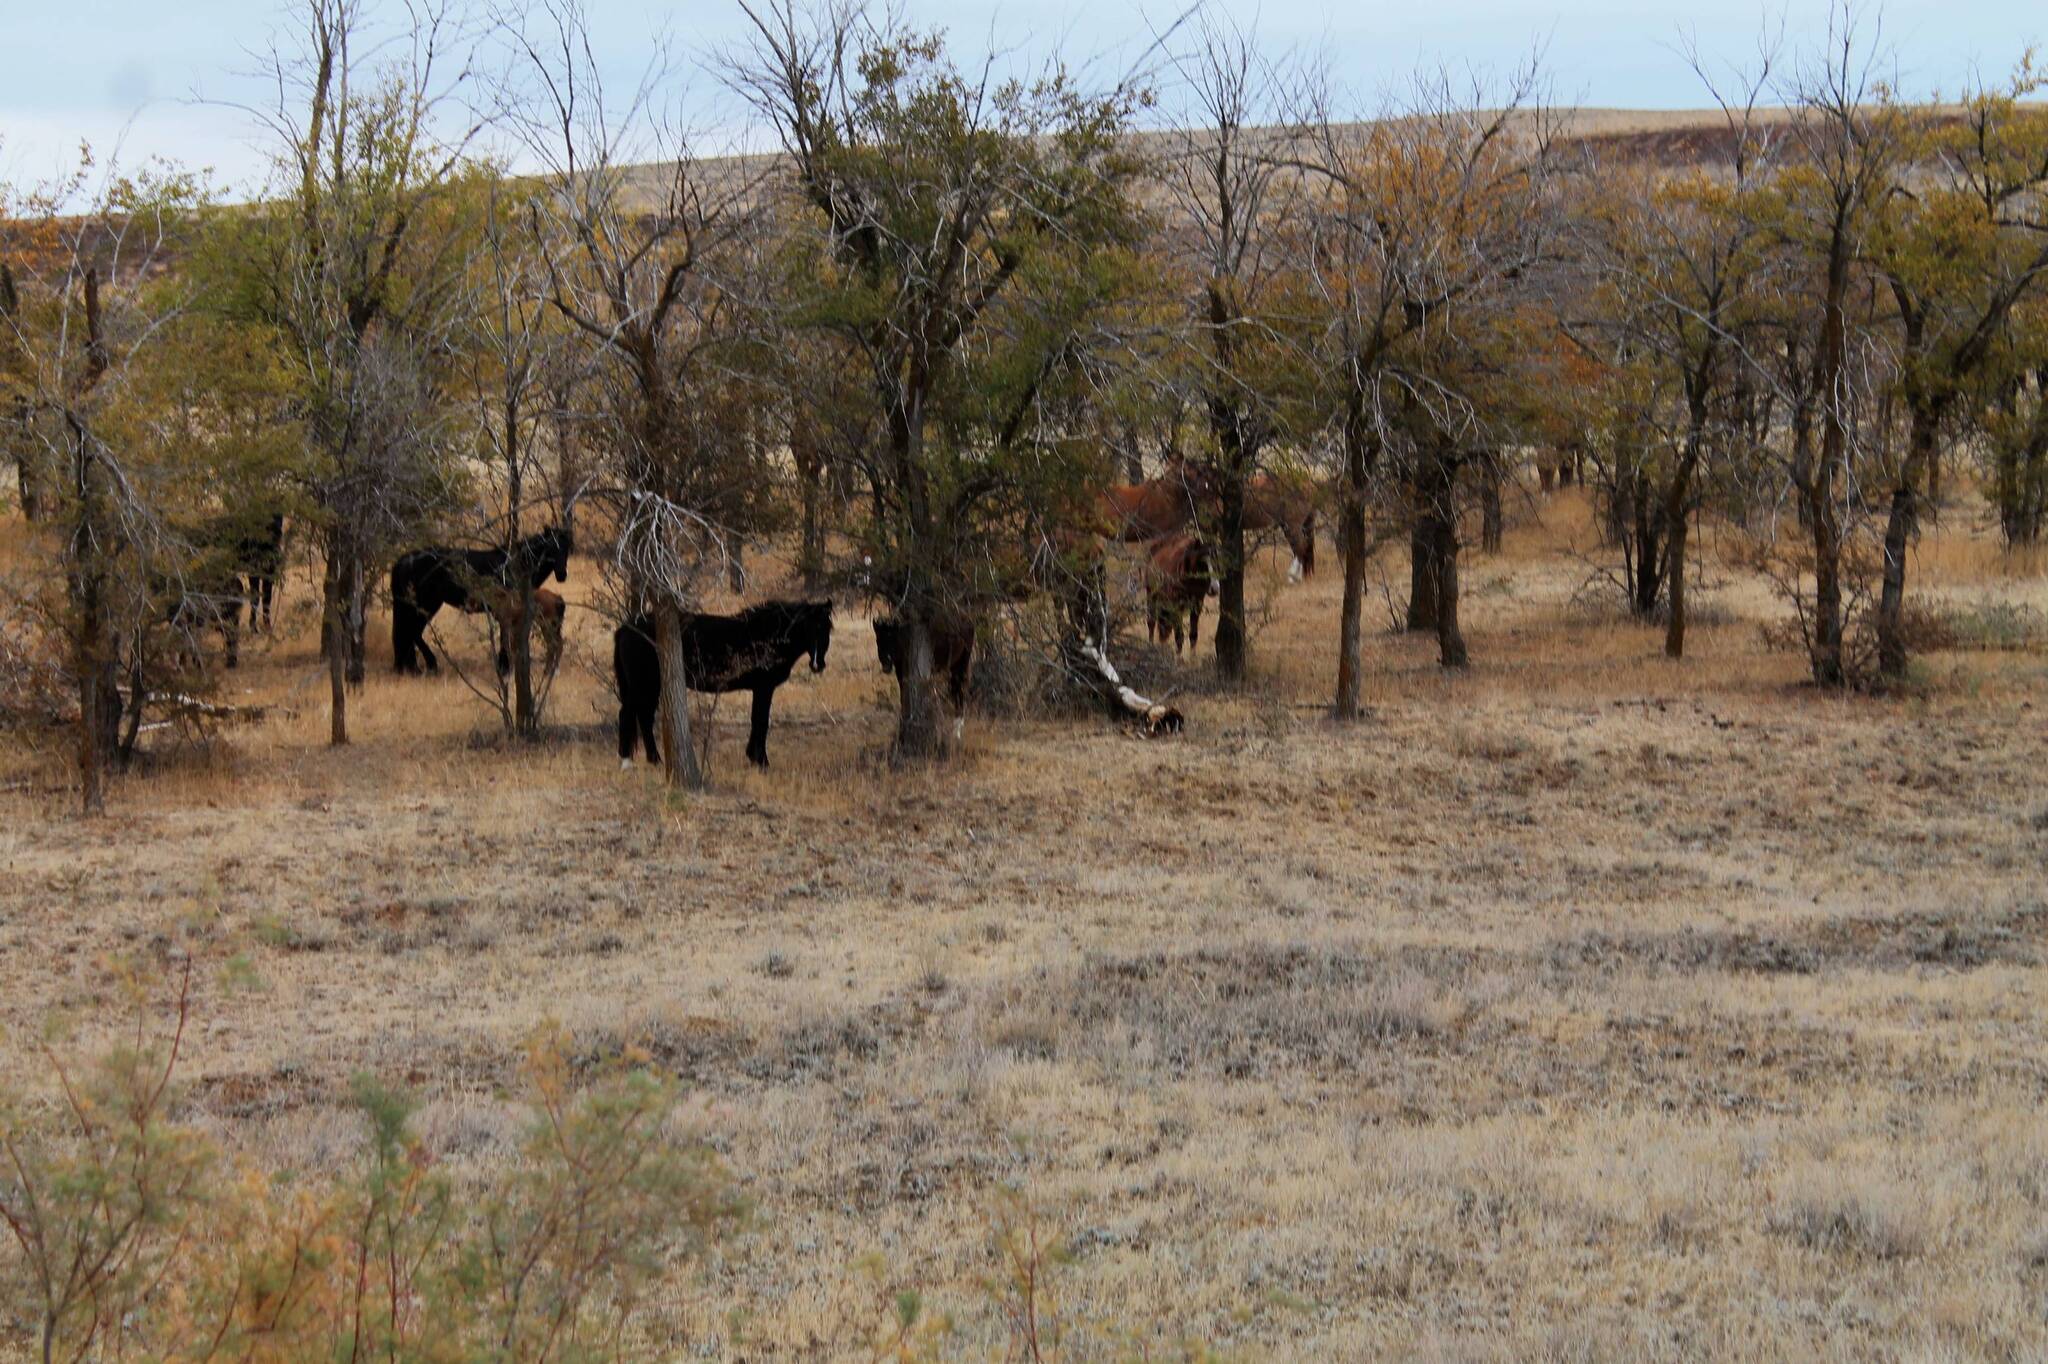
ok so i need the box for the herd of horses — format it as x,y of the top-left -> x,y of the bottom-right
165,463 -> 1316,768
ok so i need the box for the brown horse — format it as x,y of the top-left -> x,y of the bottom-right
1094,465 -> 1207,543
489,586 -> 566,680
1245,475 -> 1317,580
1096,469 -> 1313,580
1144,534 -> 1213,656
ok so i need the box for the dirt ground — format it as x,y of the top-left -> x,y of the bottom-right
4,488 -> 2048,1360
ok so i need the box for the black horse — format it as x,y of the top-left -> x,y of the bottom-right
613,600 -> 833,768
163,512 -> 285,667
232,513 -> 286,633
873,617 -> 976,714
390,526 -> 572,675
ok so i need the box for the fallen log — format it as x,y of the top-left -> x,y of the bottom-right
1068,639 -> 1184,736
117,689 -> 275,727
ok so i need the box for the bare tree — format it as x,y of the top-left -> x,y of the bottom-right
1572,50 -> 1779,658
456,174 -> 566,737
1768,6 -> 1908,687
1299,62 -> 1559,699
235,0 -> 492,744
1154,13 -> 1303,684
510,0 -> 764,789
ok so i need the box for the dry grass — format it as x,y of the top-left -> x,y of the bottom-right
4,488 -> 2048,1359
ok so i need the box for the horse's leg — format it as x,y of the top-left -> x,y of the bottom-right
640,700 -> 660,764
618,700 -> 636,766
1189,595 -> 1201,655
415,603 -> 441,674
747,686 -> 773,767
392,597 -> 418,674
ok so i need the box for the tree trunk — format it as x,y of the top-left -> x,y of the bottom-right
1664,513 -> 1689,659
891,610 -> 948,763
1431,506 -> 1467,669
1213,465 -> 1249,683
324,566 -> 349,746
1875,399 -> 1939,681
1808,228 -> 1853,688
1333,410 -> 1374,721
796,443 -> 826,594
74,623 -> 116,817
1804,474 -> 1844,687
1420,444 -> 1466,668
1405,516 -> 1438,631
345,564 -> 367,688
1479,458 -> 1503,554
512,581 -> 537,738
653,601 -> 704,791
1624,467 -> 1665,620
1662,431 -> 1702,660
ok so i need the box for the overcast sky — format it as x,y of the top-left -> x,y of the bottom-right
2,1 -> 2038,196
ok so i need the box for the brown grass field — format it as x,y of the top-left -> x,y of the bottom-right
4,486 -> 2048,1360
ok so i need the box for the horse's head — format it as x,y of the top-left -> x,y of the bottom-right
806,601 -> 834,674
1290,511 -> 1315,580
543,525 -> 573,582
872,618 -> 900,676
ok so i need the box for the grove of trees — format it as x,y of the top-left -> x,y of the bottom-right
5,1 -> 2048,813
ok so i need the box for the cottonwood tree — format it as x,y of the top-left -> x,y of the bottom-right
511,0 -> 768,790
1866,74 -> 2048,678
229,0 -> 491,744
731,0 -> 1146,760
1298,64 -> 1559,696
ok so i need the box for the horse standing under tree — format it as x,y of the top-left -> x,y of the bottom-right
390,527 -> 573,675
874,616 -> 976,719
1145,534 -> 1213,656
613,600 -> 833,769
490,586 -> 566,681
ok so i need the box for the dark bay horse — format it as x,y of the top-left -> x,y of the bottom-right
1144,533 -> 1213,656
874,616 -> 976,714
612,600 -> 833,768
391,526 -> 572,675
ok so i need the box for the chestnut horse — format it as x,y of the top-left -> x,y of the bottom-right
1095,470 -> 1314,580
1245,476 -> 1316,580
489,586 -> 566,680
